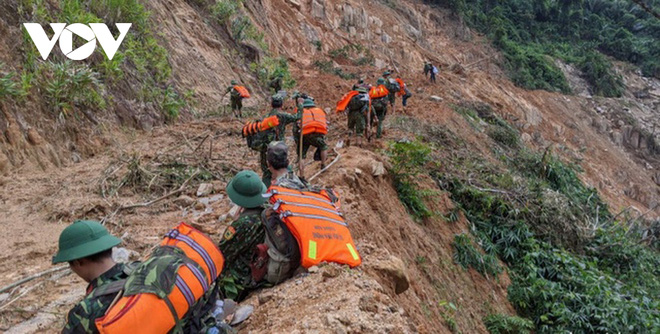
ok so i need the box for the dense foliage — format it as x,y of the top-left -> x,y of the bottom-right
427,0 -> 660,97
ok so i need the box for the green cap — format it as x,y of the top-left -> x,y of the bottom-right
383,71 -> 391,76
356,86 -> 368,93
52,220 -> 121,264
231,80 -> 238,85
226,170 -> 267,208
376,78 -> 386,85
302,99 -> 316,108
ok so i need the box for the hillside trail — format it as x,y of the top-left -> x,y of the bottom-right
0,70 -> 526,333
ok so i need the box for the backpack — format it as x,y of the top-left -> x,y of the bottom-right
336,90 -> 359,113
266,186 -> 361,269
95,223 -> 225,334
233,85 -> 250,98
369,85 -> 389,99
301,107 -> 328,136
242,115 -> 281,151
387,78 -> 400,94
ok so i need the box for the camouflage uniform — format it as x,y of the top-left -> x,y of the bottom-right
423,63 -> 432,78
371,97 -> 388,138
218,207 -> 266,301
386,79 -> 398,107
226,86 -> 244,115
260,108 -> 300,187
63,263 -> 131,334
347,92 -> 370,137
269,76 -> 282,93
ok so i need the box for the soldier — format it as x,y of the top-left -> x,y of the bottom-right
218,170 -> 267,301
351,78 -> 371,91
423,61 -> 432,78
371,78 -> 389,139
382,71 -> 399,111
346,86 -> 370,147
225,80 -> 249,118
267,141 -> 308,190
268,73 -> 283,93
259,94 -> 301,187
53,220 -> 130,334
295,99 -> 329,174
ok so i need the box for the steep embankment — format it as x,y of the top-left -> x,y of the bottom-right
0,0 -> 658,333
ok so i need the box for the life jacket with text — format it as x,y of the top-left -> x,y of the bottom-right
266,186 -> 361,268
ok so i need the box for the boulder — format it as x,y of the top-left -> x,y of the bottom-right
372,161 -> 386,176
173,195 -> 195,207
371,255 -> 410,294
311,0 -> 325,19
381,33 -> 392,44
196,183 -> 214,197
429,96 -> 443,102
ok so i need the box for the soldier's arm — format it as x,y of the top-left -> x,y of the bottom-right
61,304 -> 95,334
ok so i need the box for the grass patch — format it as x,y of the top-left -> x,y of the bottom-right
386,139 -> 433,220
483,314 -> 534,334
250,56 -> 296,90
452,233 -> 503,279
313,60 -> 359,80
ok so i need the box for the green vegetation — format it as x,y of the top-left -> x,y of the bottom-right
212,0 -> 242,24
42,61 -> 106,116
438,301 -> 459,333
328,44 -> 375,66
313,60 -> 359,80
250,57 -> 296,89
430,0 -> 660,96
0,65 -> 27,99
483,314 -> 534,334
386,139 -> 434,220
452,233 -> 502,278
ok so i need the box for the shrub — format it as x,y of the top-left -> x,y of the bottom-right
41,61 -> 106,116
387,139 -> 433,220
483,314 -> 534,334
452,233 -> 503,278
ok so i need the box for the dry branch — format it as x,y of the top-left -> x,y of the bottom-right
0,265 -> 69,295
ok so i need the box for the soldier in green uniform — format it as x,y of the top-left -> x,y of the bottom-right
294,99 -> 329,170
382,71 -> 398,110
423,61 -> 432,78
259,94 -> 301,187
218,170 -> 267,301
226,80 -> 245,118
346,86 -> 370,147
53,220 -> 128,334
371,78 -> 389,139
268,73 -> 283,93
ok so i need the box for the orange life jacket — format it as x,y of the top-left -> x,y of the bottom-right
242,115 -> 281,137
95,223 -> 224,334
369,84 -> 389,99
242,120 -> 260,137
301,107 -> 327,135
395,78 -> 406,96
336,91 -> 359,113
233,85 -> 250,98
267,186 -> 361,268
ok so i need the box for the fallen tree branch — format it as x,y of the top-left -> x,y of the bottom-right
115,169 -> 200,212
0,266 -> 69,295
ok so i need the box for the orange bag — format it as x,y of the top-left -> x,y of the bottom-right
369,85 -> 389,99
267,186 -> 361,268
242,120 -> 260,137
259,115 -> 280,132
233,85 -> 250,98
95,223 -> 224,334
301,107 -> 327,135
336,91 -> 359,113
395,78 -> 406,96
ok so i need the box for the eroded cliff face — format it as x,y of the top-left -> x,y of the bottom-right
0,0 -> 657,333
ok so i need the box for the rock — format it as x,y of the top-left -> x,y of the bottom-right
348,26 -> 357,36
525,107 -> 543,126
322,265 -> 341,278
194,201 -> 206,210
374,58 -> 387,69
521,133 -> 532,143
230,305 -> 254,325
381,33 -> 392,44
258,292 -> 274,305
211,181 -> 224,194
173,195 -> 195,207
196,183 -> 213,197
359,295 -> 379,313
112,247 -> 138,263
611,131 -> 623,146
311,0 -> 325,19
0,293 -> 9,303
429,96 -> 443,102
355,168 -> 363,175
371,161 -> 386,176
286,0 -> 301,10
372,255 -> 410,294
308,265 -> 320,273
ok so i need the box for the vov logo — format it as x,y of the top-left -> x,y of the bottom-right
23,23 -> 131,61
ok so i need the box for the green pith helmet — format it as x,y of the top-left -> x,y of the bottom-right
302,98 -> 316,108
231,80 -> 238,85
52,220 -> 121,264
226,170 -> 267,208
356,86 -> 368,93
382,71 -> 391,76
376,77 -> 386,85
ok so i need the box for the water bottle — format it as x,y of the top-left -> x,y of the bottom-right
206,327 -> 220,334
211,300 -> 225,321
